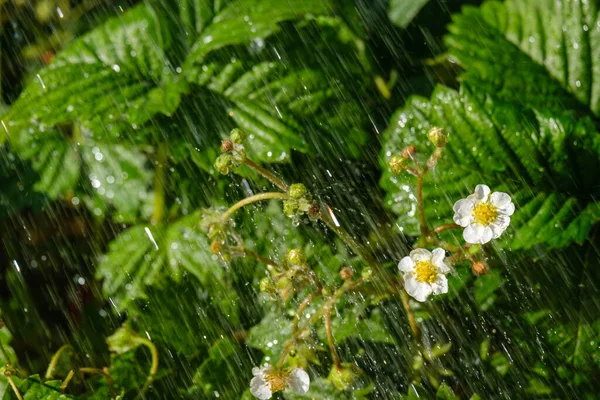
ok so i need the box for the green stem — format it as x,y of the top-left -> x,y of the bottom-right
60,370 -> 75,391
416,173 -> 428,237
292,289 -> 321,334
133,337 -> 159,400
400,289 -> 420,341
151,142 -> 168,225
45,345 -> 73,379
7,376 -> 22,400
80,368 -> 114,397
324,307 -> 342,369
221,192 -> 288,221
243,158 -> 289,192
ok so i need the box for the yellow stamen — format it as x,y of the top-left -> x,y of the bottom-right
472,202 -> 497,225
414,261 -> 437,283
266,370 -> 289,392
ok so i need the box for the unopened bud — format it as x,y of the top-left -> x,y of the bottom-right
402,145 -> 416,159
307,203 -> 320,218
259,277 -> 273,292
472,261 -> 487,276
427,127 -> 448,147
286,249 -> 306,266
221,139 -> 233,153
288,183 -> 307,200
283,199 -> 299,216
210,240 -> 222,254
215,154 -> 234,175
388,155 -> 409,175
361,267 -> 373,281
339,267 -> 354,281
230,128 -> 245,144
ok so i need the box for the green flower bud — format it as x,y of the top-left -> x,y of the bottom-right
215,154 -> 234,175
283,199 -> 299,216
288,183 -> 307,200
426,126 -> 448,147
361,267 -> 373,281
286,248 -> 306,265
230,128 -> 246,144
107,325 -> 141,355
388,155 -> 409,174
259,277 -> 273,292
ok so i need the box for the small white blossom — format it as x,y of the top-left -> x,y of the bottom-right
250,365 -> 310,399
453,184 -> 515,244
399,248 -> 450,302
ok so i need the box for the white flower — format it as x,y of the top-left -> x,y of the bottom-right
453,184 -> 515,244
250,365 -> 310,399
398,248 -> 450,302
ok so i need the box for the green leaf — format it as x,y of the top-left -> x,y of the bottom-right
96,211 -> 238,318
5,3 -> 181,142
473,269 -> 505,311
380,85 -> 600,250
1,376 -> 75,400
446,0 -> 600,117
317,304 -> 395,345
436,383 -> 459,400
184,0 -> 333,62
388,0 -> 429,29
246,311 -> 292,360
13,127 -> 152,221
283,378 -> 350,399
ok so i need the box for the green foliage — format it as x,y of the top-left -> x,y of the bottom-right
381,85 -> 600,250
446,0 -> 600,116
388,0 -> 430,29
1,376 -> 74,400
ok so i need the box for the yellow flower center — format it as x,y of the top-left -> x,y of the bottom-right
414,261 -> 437,283
265,370 -> 289,392
472,202 -> 498,225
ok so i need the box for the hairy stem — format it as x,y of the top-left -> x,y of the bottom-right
221,192 -> 288,221
241,249 -> 281,268
416,173 -> 428,237
151,142 -> 168,225
400,289 -> 420,341
431,223 -> 461,235
243,158 -> 289,192
45,345 -> 73,379
324,307 -> 342,369
133,337 -> 159,400
7,376 -> 23,400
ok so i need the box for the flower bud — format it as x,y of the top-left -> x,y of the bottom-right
215,154 -> 234,175
426,127 -> 448,147
260,277 -> 273,292
328,364 -> 361,391
361,267 -> 373,281
230,128 -> 245,144
283,200 -> 299,216
307,203 -> 321,218
210,240 -> 222,254
286,248 -> 306,266
402,145 -> 416,159
288,183 -> 307,200
221,139 -> 233,153
388,155 -> 409,175
339,267 -> 354,281
472,261 -> 487,276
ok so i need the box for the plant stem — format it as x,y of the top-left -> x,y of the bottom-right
416,173 -> 428,237
241,249 -> 280,268
45,345 -> 73,379
324,307 -> 342,369
400,289 -> 420,341
151,142 -> 168,225
431,223 -> 460,235
60,370 -> 75,391
243,158 -> 289,192
133,337 -> 159,400
221,192 -> 288,221
293,290 -> 321,334
6,376 -> 22,400
278,279 -> 364,367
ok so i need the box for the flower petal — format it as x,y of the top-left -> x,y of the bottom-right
404,275 -> 433,302
453,199 -> 475,227
498,201 -> 515,217
398,256 -> 416,273
250,376 -> 272,400
490,216 -> 510,238
473,184 -> 491,201
409,248 -> 432,262
490,192 -> 511,207
288,368 -> 310,394
431,274 -> 448,295
431,248 -> 445,266
463,224 -> 494,244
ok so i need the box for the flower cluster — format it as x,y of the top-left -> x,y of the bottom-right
250,365 -> 310,399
